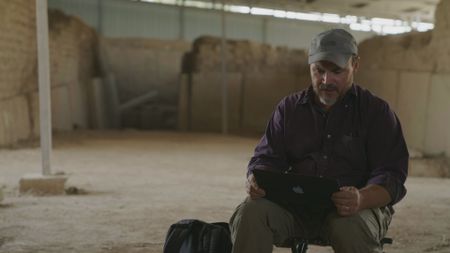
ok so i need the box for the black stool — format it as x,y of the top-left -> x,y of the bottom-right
290,237 -> 393,253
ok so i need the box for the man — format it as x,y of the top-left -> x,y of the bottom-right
229,29 -> 409,253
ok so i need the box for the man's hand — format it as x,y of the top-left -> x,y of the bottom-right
246,173 -> 266,199
331,186 -> 362,216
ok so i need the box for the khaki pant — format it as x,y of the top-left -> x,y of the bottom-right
229,198 -> 392,253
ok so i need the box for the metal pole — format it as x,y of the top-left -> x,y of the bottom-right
98,0 -> 103,35
262,18 -> 268,44
220,0 -> 228,134
179,0 -> 185,40
36,0 -> 52,176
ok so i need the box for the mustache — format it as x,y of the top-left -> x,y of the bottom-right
319,83 -> 338,91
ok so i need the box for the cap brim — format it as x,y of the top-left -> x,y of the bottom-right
308,52 -> 351,68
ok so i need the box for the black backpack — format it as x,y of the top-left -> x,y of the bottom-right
163,219 -> 232,253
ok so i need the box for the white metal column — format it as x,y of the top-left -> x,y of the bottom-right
36,0 -> 53,176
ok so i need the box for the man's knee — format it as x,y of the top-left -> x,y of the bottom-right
329,215 -> 368,242
230,198 -> 271,227
326,211 -> 381,253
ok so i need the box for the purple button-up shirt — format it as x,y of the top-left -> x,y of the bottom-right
248,84 -> 409,205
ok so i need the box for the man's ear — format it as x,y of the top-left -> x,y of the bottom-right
353,56 -> 360,72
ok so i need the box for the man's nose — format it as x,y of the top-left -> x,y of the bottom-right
322,72 -> 329,83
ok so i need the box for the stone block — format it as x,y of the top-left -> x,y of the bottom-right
190,72 -> 242,132
358,37 -> 384,69
433,0 -> 450,32
356,70 -> 399,111
100,38 -> 190,103
100,38 -> 191,129
396,72 -> 431,151
51,86 -> 73,131
359,32 -> 433,72
90,78 -> 107,129
30,92 -> 40,137
429,38 -> 450,73
400,32 -> 434,72
379,36 -> 407,71
0,0 -> 37,99
424,74 -> 450,156
0,96 -> 31,147
19,174 -> 67,195
178,74 -> 190,131
242,72 -> 307,132
409,158 -> 450,178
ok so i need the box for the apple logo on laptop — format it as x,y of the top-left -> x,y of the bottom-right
292,186 -> 304,194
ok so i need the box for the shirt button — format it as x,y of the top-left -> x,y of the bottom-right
345,104 -> 349,108
323,155 -> 328,160
327,134 -> 332,139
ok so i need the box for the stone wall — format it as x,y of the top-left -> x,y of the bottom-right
100,38 -> 191,129
0,1 -> 98,147
48,10 -> 99,131
356,0 -> 450,157
0,1 -> 38,147
179,36 -> 310,133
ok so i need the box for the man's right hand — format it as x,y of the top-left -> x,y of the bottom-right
246,173 -> 266,199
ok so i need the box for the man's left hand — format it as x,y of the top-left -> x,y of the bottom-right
331,186 -> 362,216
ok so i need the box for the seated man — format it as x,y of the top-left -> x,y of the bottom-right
229,29 -> 409,253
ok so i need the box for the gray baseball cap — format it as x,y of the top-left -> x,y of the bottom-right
308,29 -> 358,68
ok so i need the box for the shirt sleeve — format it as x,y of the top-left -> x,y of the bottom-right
366,100 -> 409,205
247,98 -> 290,176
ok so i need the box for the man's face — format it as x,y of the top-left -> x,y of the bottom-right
310,57 -> 358,109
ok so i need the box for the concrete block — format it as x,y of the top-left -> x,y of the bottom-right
396,72 -> 431,152
424,74 -> 450,156
356,70 -> 399,111
19,174 -> 67,195
190,72 -> 242,132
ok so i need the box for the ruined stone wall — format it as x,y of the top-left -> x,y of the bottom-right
48,10 -> 98,131
180,36 -> 310,133
0,2 -> 98,147
100,38 -> 191,129
0,1 -> 38,146
356,0 -> 450,156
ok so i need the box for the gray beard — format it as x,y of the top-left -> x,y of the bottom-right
319,95 -> 337,106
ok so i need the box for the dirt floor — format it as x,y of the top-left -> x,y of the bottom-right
0,130 -> 449,253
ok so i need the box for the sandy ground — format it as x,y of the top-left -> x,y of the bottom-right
0,130 -> 449,253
